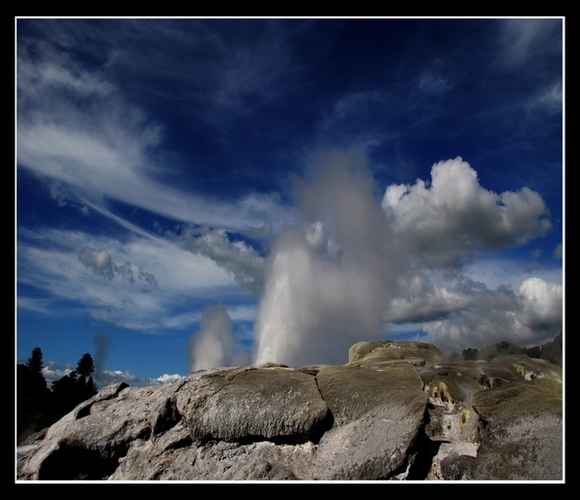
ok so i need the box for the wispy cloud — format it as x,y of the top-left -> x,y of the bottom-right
17,35 -> 289,233
17,227 -> 243,331
497,18 -> 562,68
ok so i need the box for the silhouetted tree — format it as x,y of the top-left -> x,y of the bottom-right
75,353 -> 95,378
18,349 -> 100,444
50,353 -> 98,420
74,353 -> 98,401
461,347 -> 478,361
17,347 -> 51,443
26,347 -> 44,375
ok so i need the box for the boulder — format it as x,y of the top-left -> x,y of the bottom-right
312,364 -> 428,479
188,367 -> 331,444
16,339 -> 563,481
311,389 -> 429,480
348,340 -> 444,368
488,354 -> 562,381
315,364 -> 424,427
467,378 -> 563,480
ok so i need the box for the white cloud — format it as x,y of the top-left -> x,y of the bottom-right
178,226 -> 265,294
42,361 -> 183,388
95,369 -> 183,388
517,277 -> 563,333
382,157 -> 551,268
17,227 -> 240,331
386,274 -> 473,324
42,361 -> 74,386
414,277 -> 562,352
17,44 -> 288,233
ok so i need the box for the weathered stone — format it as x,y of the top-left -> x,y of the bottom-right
489,354 -> 562,381
16,339 -> 564,482
416,361 -> 484,387
428,374 -> 482,409
19,381 -> 182,480
190,368 -> 331,444
316,364 -> 424,427
311,388 -> 428,480
348,340 -> 444,368
468,378 -> 563,480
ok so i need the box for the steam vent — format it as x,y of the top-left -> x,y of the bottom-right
17,339 -> 563,481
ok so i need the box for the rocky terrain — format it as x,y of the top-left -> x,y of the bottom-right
16,339 -> 563,481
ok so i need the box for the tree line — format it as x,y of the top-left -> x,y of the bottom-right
17,347 -> 98,444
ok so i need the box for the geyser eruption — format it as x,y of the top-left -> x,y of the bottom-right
254,150 -> 406,366
188,304 -> 249,371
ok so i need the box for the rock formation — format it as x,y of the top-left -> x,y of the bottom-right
16,340 -> 563,481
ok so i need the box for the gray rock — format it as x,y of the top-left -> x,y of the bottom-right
348,340 -> 445,368
316,364 -> 424,427
19,381 -> 182,480
190,368 -> 331,443
488,354 -> 562,381
16,339 -> 564,481
468,378 -> 563,480
312,388 -> 428,480
312,364 -> 428,480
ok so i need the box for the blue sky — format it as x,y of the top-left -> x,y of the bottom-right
16,17 -> 563,387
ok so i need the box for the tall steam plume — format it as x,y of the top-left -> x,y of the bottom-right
254,150 -> 407,366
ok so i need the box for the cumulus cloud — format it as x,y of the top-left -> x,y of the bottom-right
382,157 -> 551,268
415,277 -> 562,353
78,247 -> 116,281
42,361 -> 74,386
517,277 -> 563,334
386,273 -> 473,324
42,356 -> 182,388
95,370 -> 183,388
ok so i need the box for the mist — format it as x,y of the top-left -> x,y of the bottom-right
93,330 -> 110,376
253,150 -> 408,366
188,304 -> 250,371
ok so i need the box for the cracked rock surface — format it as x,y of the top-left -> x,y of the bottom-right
16,340 -> 563,481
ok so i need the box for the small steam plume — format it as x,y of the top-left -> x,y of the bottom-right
254,150 -> 407,366
188,304 -> 249,371
93,330 -> 110,377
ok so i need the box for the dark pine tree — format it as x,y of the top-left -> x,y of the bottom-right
50,353 -> 98,421
17,347 -> 51,443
